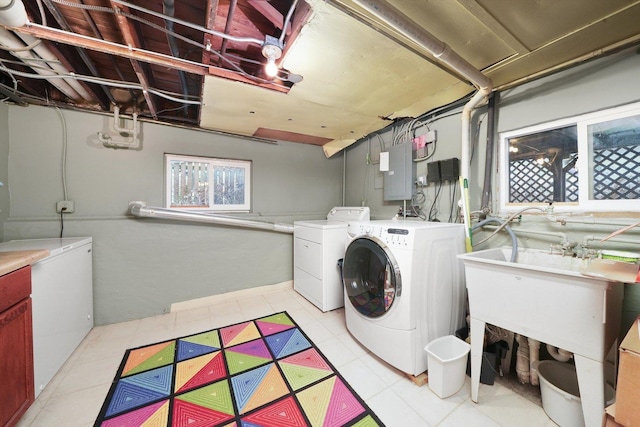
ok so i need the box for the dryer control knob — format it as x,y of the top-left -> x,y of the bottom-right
364,225 -> 373,234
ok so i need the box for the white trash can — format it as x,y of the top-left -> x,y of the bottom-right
424,335 -> 471,398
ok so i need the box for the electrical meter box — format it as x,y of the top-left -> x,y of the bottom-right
383,141 -> 416,201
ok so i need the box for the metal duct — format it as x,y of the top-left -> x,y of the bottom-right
128,202 -> 294,234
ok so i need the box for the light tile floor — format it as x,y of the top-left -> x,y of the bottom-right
16,286 -> 556,427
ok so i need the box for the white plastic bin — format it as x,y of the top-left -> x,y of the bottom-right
424,335 -> 471,398
536,360 -> 615,427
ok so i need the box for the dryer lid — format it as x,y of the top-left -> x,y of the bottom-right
326,206 -> 370,222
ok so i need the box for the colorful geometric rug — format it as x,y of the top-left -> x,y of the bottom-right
94,311 -> 384,427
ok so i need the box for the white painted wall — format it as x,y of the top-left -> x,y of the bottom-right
3,105 -> 343,324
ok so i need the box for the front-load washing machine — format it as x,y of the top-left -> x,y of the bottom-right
341,220 -> 466,376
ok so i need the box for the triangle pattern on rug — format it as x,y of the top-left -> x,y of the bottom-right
121,365 -> 174,395
106,381 -> 169,417
240,396 -> 307,427
176,379 -> 235,415
265,328 -> 311,359
220,321 -> 261,347
225,348 -> 272,376
255,312 -> 295,336
122,341 -> 176,377
297,376 -> 366,426
172,399 -> 234,427
100,399 -> 169,427
175,351 -> 227,392
182,329 -> 221,348
177,340 -> 217,362
231,363 -> 288,414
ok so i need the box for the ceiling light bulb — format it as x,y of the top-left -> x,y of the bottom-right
265,58 -> 278,78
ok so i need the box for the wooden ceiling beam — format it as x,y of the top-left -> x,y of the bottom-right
39,0 -> 111,109
17,23 -> 208,76
109,1 -> 158,119
247,0 -> 290,35
202,0 -> 219,66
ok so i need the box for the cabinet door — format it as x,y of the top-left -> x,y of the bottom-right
0,298 -> 34,427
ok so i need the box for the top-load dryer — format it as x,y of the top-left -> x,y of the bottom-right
293,207 -> 370,311
341,220 -> 465,376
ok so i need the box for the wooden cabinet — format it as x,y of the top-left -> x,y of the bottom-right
0,266 -> 34,427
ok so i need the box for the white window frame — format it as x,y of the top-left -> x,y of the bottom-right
499,102 -> 640,213
164,154 -> 251,212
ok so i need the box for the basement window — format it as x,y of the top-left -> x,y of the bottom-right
165,154 -> 251,212
499,102 -> 640,212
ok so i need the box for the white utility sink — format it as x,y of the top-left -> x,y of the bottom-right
458,247 -> 624,427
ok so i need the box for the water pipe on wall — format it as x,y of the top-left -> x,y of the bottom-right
128,202 -> 295,234
98,106 -> 141,149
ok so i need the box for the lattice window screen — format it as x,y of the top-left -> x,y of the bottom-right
565,168 -> 578,202
509,159 -> 553,203
593,145 -> 640,200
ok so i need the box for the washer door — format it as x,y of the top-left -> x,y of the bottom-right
342,237 -> 402,318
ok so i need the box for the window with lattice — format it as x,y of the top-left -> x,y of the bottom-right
165,154 -> 251,212
500,102 -> 640,212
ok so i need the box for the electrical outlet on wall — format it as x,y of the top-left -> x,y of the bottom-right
56,200 -> 75,213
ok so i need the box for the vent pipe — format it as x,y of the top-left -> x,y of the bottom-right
128,202 -> 295,234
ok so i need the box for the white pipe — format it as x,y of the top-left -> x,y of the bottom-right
528,338 -> 540,386
583,235 -> 640,247
128,202 -> 294,234
351,0 -> 493,181
13,32 -> 93,100
481,224 -> 568,245
461,89 -> 492,180
112,106 -> 138,134
98,106 -> 141,149
515,334 -> 530,384
0,0 -> 28,27
0,28 -> 82,99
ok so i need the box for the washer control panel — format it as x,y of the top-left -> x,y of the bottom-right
348,222 -> 414,248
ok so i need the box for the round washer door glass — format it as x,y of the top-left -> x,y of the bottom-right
342,237 -> 401,318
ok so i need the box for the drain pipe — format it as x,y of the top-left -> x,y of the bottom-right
352,0 -> 493,182
481,93 -> 497,211
128,202 -> 295,234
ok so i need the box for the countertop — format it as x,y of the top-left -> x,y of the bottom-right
0,250 -> 50,276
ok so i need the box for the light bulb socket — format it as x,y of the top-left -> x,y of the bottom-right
261,35 -> 283,61
0,0 -> 28,27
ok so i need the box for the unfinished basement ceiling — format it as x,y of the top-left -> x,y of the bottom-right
1,0 -> 639,156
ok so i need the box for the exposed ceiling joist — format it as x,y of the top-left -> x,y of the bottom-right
109,0 -> 157,118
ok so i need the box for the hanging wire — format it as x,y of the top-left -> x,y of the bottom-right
0,62 -> 204,105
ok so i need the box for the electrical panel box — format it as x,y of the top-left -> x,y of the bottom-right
383,141 -> 415,201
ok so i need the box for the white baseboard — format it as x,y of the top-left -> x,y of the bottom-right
170,281 -> 294,312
